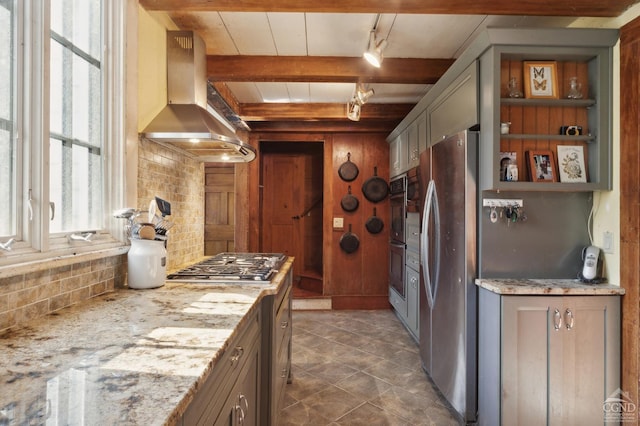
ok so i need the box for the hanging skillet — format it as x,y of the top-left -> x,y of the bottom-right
338,152 -> 359,182
365,207 -> 384,234
341,185 -> 359,212
339,224 -> 360,254
362,166 -> 389,203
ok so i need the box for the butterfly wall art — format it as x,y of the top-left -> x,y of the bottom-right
523,61 -> 558,99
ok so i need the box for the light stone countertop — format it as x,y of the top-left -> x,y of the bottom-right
475,278 -> 626,296
0,258 -> 293,426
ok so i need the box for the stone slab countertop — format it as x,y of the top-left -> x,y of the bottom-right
0,258 -> 293,426
475,278 -> 626,295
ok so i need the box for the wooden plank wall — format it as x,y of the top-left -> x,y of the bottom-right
620,17 -> 640,416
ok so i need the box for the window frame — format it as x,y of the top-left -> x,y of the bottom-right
0,0 -> 127,268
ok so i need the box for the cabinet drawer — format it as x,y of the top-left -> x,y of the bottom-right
183,306 -> 261,425
273,329 -> 291,411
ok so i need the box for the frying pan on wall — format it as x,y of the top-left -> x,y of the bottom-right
338,152 -> 359,182
365,207 -> 384,234
339,224 -> 360,253
341,185 -> 359,212
362,166 -> 389,203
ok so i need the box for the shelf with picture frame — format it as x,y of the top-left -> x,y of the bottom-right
477,28 -> 618,192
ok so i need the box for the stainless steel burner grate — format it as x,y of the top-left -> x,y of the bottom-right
167,252 -> 286,283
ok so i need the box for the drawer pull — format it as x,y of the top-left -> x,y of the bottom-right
230,346 -> 244,366
553,308 -> 562,331
564,308 -> 574,330
280,320 -> 289,329
280,368 -> 288,378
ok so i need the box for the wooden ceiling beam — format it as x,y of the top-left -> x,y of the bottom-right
238,102 -> 414,121
207,56 -> 454,85
247,120 -> 401,133
139,0 -> 635,17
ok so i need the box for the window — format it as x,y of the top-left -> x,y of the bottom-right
49,0 -> 102,233
0,0 -> 16,238
0,0 -> 126,265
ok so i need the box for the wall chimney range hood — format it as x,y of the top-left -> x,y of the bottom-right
141,31 -> 256,162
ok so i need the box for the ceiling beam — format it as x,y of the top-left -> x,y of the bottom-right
238,102 -> 414,121
207,56 -> 454,85
247,120 -> 401,133
139,0 -> 635,17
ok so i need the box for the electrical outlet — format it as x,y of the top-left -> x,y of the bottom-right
333,217 -> 344,229
603,231 -> 614,254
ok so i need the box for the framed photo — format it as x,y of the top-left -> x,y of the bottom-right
523,61 -> 559,99
499,152 -> 518,182
526,150 -> 557,182
557,145 -> 588,183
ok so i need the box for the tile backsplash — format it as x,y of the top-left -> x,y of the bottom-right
0,138 -> 205,334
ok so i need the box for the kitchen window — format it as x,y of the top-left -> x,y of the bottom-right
0,0 -> 126,265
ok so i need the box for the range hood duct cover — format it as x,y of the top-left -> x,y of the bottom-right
141,31 -> 255,162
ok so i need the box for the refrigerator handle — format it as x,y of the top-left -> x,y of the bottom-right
431,181 -> 441,304
421,179 -> 435,308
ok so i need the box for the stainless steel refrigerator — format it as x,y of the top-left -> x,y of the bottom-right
419,130 -> 477,423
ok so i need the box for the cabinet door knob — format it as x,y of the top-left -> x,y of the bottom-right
553,308 -> 562,331
230,346 -> 244,366
280,320 -> 289,329
564,308 -> 574,330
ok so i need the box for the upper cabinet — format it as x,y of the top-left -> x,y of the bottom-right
478,28 -> 618,192
428,62 -> 479,146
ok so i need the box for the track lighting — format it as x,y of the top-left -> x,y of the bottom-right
347,98 -> 361,121
363,30 -> 387,68
346,83 -> 374,121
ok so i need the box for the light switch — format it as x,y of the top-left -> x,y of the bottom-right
603,231 -> 614,254
333,217 -> 344,229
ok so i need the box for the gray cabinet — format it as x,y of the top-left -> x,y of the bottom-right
428,61 -> 478,145
477,28 -> 618,191
393,213 -> 420,341
479,289 -> 620,426
260,267 -> 293,425
389,133 -> 407,178
183,306 -> 262,426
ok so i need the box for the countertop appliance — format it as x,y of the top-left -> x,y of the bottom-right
419,130 -> 478,423
167,252 -> 286,283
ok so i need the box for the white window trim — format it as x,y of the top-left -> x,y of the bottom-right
0,0 -> 128,270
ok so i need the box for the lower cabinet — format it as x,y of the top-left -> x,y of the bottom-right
182,306 -> 261,426
261,269 -> 293,425
478,289 -> 621,426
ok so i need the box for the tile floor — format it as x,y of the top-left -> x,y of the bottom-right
278,309 -> 462,425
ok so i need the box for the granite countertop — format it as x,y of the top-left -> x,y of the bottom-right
475,278 -> 626,296
0,258 -> 292,426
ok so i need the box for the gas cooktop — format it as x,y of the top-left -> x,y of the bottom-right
167,252 -> 287,283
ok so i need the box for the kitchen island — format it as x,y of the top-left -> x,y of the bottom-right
0,257 -> 293,425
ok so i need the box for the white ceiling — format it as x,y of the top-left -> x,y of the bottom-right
162,12 -> 593,105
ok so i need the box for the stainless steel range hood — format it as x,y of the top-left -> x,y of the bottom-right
141,31 -> 255,162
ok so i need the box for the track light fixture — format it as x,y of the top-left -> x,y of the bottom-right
346,83 -> 375,121
363,29 -> 387,68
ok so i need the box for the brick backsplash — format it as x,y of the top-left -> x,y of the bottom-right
0,139 -> 205,334
137,137 -> 205,272
0,255 -> 124,334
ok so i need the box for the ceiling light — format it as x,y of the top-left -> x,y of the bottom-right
347,99 -> 361,121
363,30 -> 387,68
356,84 -> 375,104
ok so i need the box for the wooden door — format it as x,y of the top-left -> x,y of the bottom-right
205,164 -> 235,255
261,154 -> 302,276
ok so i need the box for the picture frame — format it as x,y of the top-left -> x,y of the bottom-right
526,150 -> 557,182
523,61 -> 559,99
556,145 -> 588,183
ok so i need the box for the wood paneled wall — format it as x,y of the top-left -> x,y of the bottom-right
620,17 -> 640,415
245,131 -> 390,309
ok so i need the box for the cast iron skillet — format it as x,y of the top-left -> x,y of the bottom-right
362,166 -> 389,203
339,224 -> 360,253
365,207 -> 384,234
341,185 -> 359,212
338,152 -> 359,182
